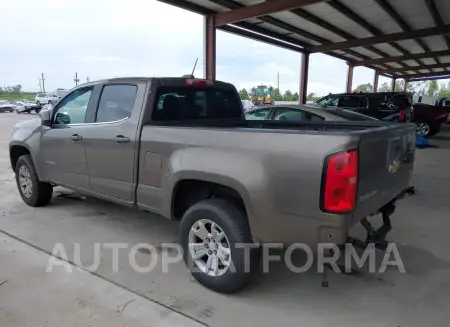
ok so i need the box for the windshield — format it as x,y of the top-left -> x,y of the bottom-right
254,86 -> 270,96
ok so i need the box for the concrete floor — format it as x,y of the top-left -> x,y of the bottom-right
1,113 -> 450,327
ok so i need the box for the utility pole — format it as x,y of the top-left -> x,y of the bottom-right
277,72 -> 280,90
41,73 -> 46,92
86,77 -> 90,83
74,72 -> 79,86
38,79 -> 42,92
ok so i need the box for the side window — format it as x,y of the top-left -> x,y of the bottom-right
245,108 -> 270,120
273,108 -> 305,121
273,108 -> 325,122
96,85 -> 137,123
318,96 -> 339,107
339,96 -> 360,107
53,87 -> 93,125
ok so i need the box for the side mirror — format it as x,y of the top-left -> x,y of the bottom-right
40,109 -> 52,126
54,112 -> 71,125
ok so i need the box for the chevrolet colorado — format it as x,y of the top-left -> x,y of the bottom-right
10,77 -> 415,293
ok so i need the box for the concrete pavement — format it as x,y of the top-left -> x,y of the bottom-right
1,113 -> 450,327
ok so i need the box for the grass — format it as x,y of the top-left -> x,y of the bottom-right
0,93 -> 36,101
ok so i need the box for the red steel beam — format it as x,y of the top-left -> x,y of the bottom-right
354,50 -> 450,66
383,63 -> 450,73
346,63 -> 354,93
299,52 -> 310,104
373,70 -> 380,93
204,15 -> 216,80
311,24 -> 450,53
398,70 -> 450,80
214,0 -> 330,27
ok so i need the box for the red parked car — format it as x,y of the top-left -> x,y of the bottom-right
413,97 -> 450,137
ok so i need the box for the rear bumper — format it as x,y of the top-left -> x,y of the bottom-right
253,188 -> 408,247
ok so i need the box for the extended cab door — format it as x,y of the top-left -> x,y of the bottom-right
41,86 -> 96,190
83,82 -> 146,202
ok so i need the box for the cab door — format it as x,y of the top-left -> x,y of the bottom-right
41,86 -> 97,190
84,83 -> 145,202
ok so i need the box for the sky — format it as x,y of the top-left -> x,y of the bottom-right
0,0 -> 394,96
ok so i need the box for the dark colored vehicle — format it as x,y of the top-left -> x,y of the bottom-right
413,97 -> 450,136
316,92 -> 413,122
10,77 -> 415,293
245,104 -> 378,122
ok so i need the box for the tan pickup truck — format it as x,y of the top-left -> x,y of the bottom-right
9,77 -> 415,293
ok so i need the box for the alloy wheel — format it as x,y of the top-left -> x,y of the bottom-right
18,165 -> 33,198
188,219 -> 232,277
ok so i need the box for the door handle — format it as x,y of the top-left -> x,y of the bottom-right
115,135 -> 130,143
70,134 -> 82,141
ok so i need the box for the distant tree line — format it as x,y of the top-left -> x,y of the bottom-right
353,80 -> 450,97
238,86 -> 321,102
0,85 -> 23,93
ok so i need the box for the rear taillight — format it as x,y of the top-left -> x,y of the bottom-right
185,79 -> 213,87
322,150 -> 358,213
399,109 -> 405,122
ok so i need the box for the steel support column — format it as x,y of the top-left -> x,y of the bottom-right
204,15 -> 216,80
346,63 -> 354,93
391,77 -> 397,91
373,70 -> 380,93
403,79 -> 409,92
299,52 -> 310,104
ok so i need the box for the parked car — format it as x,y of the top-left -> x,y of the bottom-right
412,97 -> 450,136
0,100 -> 15,113
316,92 -> 413,121
10,77 -> 415,293
245,104 -> 378,122
35,93 -> 59,107
15,100 -> 40,114
315,92 -> 446,137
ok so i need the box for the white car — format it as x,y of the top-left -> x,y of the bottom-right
35,93 -> 59,107
15,100 -> 40,114
0,100 -> 15,113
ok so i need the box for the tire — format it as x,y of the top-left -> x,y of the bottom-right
415,121 -> 431,137
179,198 -> 259,293
15,155 -> 53,207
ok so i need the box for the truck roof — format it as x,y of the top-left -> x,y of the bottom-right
80,77 -> 235,88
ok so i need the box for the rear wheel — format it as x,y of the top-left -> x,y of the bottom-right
416,121 -> 431,137
15,155 -> 53,207
179,198 -> 259,293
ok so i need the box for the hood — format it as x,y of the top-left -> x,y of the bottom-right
13,118 -> 41,131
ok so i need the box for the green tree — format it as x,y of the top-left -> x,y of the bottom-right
292,92 -> 299,101
354,83 -> 373,93
307,92 -> 320,102
437,82 -> 450,97
270,88 -> 283,101
238,88 -> 250,100
394,80 -> 405,92
378,82 -> 390,92
427,80 -> 439,96
283,90 -> 293,101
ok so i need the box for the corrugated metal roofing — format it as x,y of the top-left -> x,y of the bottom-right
168,0 -> 450,79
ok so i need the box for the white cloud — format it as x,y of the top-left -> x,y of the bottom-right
0,0 -> 401,96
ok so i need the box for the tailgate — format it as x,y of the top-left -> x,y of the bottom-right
353,123 -> 415,221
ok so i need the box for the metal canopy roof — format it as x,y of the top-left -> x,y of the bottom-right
159,0 -> 450,81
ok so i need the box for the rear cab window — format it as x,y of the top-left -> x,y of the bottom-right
153,84 -> 242,121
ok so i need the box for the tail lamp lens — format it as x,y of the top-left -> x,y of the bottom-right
322,150 -> 358,213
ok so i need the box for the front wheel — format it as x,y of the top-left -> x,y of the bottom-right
179,198 -> 259,293
15,155 -> 53,207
